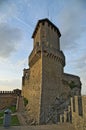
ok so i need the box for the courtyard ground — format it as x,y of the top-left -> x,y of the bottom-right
0,123 -> 75,130
0,97 -> 76,130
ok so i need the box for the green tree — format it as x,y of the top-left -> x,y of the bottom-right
69,81 -> 77,89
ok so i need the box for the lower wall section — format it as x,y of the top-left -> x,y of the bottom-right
0,95 -> 17,110
22,58 -> 42,124
39,55 -> 63,124
70,96 -> 86,130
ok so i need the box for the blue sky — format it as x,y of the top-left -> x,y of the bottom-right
0,0 -> 86,94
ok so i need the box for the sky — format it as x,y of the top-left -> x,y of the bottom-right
0,0 -> 86,94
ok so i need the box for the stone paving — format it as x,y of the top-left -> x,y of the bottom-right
0,123 -> 75,130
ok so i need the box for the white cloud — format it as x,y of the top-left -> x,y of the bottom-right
0,1 -> 24,58
0,23 -> 23,58
0,58 -> 27,78
57,0 -> 86,95
0,1 -> 18,23
16,58 -> 28,68
58,0 -> 86,50
0,79 -> 21,91
0,58 -> 27,91
0,0 -> 86,93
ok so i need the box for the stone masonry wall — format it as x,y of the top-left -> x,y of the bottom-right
59,96 -> 86,130
40,52 -> 63,123
0,94 -> 17,110
34,25 -> 41,47
63,73 -> 81,88
22,57 -> 42,124
71,96 -> 86,130
22,18 -> 82,125
40,21 -> 60,50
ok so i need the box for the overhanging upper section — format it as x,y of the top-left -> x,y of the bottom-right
32,18 -> 61,38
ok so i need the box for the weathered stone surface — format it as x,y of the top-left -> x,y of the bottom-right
0,90 -> 20,110
22,18 -> 81,125
70,96 -> 86,130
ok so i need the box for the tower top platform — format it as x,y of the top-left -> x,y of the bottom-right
32,18 -> 61,38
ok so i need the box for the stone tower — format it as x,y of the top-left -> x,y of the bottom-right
22,18 -> 81,124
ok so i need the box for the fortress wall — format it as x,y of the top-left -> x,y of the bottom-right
22,69 -> 30,99
82,96 -> 86,120
0,94 -> 17,110
0,89 -> 21,110
23,57 -> 42,124
59,96 -> 86,130
70,96 -> 86,130
22,19 -> 82,125
40,53 -> 63,123
40,21 -> 60,50
34,26 -> 41,47
63,73 -> 81,87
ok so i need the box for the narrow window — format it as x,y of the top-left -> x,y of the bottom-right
51,26 -> 53,29
48,23 -> 50,27
54,28 -> 56,32
42,22 -> 45,25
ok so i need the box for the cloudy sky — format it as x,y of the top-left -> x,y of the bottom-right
0,0 -> 86,94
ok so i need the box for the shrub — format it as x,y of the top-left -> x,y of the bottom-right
69,81 -> 77,89
24,98 -> 28,106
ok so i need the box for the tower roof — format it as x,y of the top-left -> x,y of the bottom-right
32,18 -> 61,38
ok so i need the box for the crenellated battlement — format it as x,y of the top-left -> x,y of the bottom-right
29,47 -> 41,67
29,44 -> 65,67
43,50 -> 65,67
0,91 -> 14,94
0,89 -> 21,95
0,89 -> 21,110
22,18 -> 81,125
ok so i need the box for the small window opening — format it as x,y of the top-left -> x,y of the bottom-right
42,22 -> 45,25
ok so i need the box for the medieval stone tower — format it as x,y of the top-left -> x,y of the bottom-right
22,18 -> 81,124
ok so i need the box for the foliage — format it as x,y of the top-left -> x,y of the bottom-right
0,115 -> 20,126
24,98 -> 28,106
0,118 -> 3,126
0,106 -> 16,119
11,115 -> 20,126
8,105 -> 16,113
0,111 -> 4,117
0,105 -> 20,126
69,81 -> 77,89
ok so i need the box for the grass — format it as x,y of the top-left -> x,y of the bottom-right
0,115 -> 20,126
8,106 -> 16,113
11,115 -> 20,126
0,105 -> 20,126
0,118 -> 3,126
0,105 -> 16,118
0,111 -> 4,117
24,98 -> 28,106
